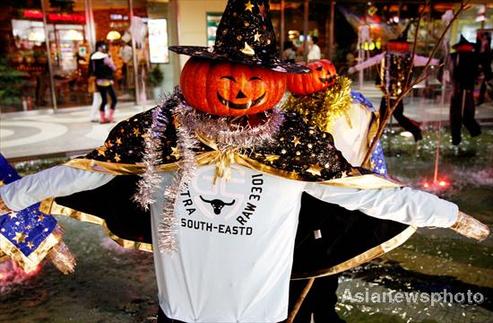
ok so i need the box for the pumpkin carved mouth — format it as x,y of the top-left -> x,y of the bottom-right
319,75 -> 335,84
216,91 -> 267,110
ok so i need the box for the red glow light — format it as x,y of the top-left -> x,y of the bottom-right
22,10 -> 86,24
421,178 -> 451,191
48,13 -> 86,24
23,10 -> 43,19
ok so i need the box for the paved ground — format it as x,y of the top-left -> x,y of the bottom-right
0,101 -> 154,160
1,86 -> 492,160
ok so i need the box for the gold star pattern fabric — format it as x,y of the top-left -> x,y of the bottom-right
0,154 -> 60,271
245,0 -> 254,11
13,232 -> 27,244
82,93 -> 210,166
79,94 -> 359,183
250,112 -> 356,181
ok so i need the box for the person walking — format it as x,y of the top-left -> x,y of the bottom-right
89,41 -> 117,124
477,31 -> 492,106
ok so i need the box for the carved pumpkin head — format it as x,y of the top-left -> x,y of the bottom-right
286,59 -> 337,96
180,58 -> 287,116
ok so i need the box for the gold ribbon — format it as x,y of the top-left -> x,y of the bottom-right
195,133 -> 240,182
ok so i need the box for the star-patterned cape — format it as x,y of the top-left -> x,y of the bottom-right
40,94 -> 414,279
0,154 -> 61,272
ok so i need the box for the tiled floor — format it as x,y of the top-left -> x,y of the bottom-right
0,102 -> 155,160
1,89 -> 492,160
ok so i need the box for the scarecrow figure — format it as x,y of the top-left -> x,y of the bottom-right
348,27 -> 439,142
0,1 -> 489,322
448,35 -> 482,146
285,59 -> 388,322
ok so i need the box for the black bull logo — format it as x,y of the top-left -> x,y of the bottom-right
200,196 -> 236,215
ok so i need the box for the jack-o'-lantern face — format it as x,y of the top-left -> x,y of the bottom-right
180,58 -> 286,116
287,59 -> 337,96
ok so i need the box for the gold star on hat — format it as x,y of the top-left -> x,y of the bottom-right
245,0 -> 254,11
240,42 -> 255,56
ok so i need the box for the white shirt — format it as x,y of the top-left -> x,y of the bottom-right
0,163 -> 458,322
307,44 -> 321,61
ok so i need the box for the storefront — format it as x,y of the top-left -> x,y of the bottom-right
0,0 -> 172,113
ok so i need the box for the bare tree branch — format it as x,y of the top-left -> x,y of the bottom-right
362,0 -> 471,165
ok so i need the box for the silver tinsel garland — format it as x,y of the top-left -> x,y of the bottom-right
178,100 -> 285,151
157,104 -> 200,252
133,103 -> 170,209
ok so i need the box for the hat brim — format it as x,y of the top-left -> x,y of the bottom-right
452,42 -> 474,49
170,46 -> 310,74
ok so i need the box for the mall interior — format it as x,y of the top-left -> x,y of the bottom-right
0,0 -> 491,113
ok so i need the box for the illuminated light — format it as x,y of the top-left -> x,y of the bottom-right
368,5 -> 378,16
106,31 -> 122,41
27,30 -> 46,42
23,10 -> 43,19
438,180 -> 447,187
423,182 -> 429,188
0,260 -> 42,292
63,29 -> 83,41
399,131 -> 413,138
476,15 -> 486,22
369,41 -> 375,50
376,39 -> 382,49
48,13 -> 86,24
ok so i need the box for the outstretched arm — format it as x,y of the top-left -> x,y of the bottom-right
413,54 -> 439,67
348,53 -> 385,74
0,165 -> 114,212
304,183 -> 489,241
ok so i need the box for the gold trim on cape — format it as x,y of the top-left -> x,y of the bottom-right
41,195 -> 415,279
40,198 -> 153,253
64,159 -> 147,175
291,225 -> 416,280
65,152 -> 402,189
60,141 -> 408,273
0,226 -> 62,272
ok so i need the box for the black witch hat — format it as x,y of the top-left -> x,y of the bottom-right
452,35 -> 475,52
169,0 -> 309,73
387,22 -> 411,52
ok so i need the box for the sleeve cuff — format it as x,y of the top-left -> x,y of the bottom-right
430,200 -> 459,228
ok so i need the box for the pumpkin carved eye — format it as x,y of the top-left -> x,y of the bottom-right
180,58 -> 287,116
287,59 -> 337,96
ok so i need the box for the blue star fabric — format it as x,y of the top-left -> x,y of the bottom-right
351,90 -> 376,112
370,141 -> 388,175
0,154 -> 57,258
